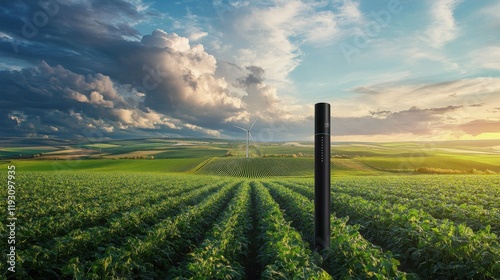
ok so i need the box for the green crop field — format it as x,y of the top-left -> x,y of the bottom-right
193,157 -> 315,177
2,138 -> 500,279
1,170 -> 500,279
3,158 -> 206,173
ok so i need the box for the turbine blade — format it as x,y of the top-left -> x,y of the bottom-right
233,125 -> 248,132
249,131 -> 255,142
249,118 -> 258,130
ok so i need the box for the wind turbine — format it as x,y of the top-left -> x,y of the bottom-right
233,118 -> 258,158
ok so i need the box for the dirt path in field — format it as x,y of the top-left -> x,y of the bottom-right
245,185 -> 261,279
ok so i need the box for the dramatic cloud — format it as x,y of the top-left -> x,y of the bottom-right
0,1 -> 145,68
136,29 -> 246,125
0,62 -> 179,138
141,29 -> 191,51
0,1 -> 499,141
0,0 -> 282,138
0,57 -> 258,137
0,4 -> 300,140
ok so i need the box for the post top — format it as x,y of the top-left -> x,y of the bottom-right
315,103 -> 330,135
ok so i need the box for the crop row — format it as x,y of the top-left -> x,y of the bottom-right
19,176 -> 214,247
283,181 -> 500,279
12,178 -> 231,278
330,184 -> 500,235
251,181 -> 330,279
168,182 -> 252,278
289,176 -> 500,235
264,181 -> 415,279
292,175 -> 500,209
197,158 -> 288,178
18,172 -> 206,217
68,181 -> 238,279
4,172 -> 499,279
195,158 -> 313,178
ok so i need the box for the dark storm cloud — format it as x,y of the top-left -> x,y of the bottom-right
0,1 -> 251,138
1,0 -> 144,40
0,61 -> 185,138
0,62 -> 125,111
0,1 -> 302,140
0,0 -> 150,98
237,66 -> 266,86
0,1 -> 143,70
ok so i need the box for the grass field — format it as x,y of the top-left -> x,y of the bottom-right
1,137 -> 500,279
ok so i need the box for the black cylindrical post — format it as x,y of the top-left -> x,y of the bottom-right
314,102 -> 330,251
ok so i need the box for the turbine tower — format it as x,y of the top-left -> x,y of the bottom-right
233,118 -> 258,158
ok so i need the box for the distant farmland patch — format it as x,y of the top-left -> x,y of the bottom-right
194,157 -> 314,178
0,146 -> 59,158
102,150 -> 164,159
84,143 -> 121,148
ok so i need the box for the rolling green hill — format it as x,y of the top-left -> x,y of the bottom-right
1,137 -> 499,176
2,158 -> 206,173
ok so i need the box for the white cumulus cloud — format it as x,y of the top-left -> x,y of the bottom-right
424,0 -> 461,48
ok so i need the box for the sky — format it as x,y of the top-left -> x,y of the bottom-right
0,0 -> 499,142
